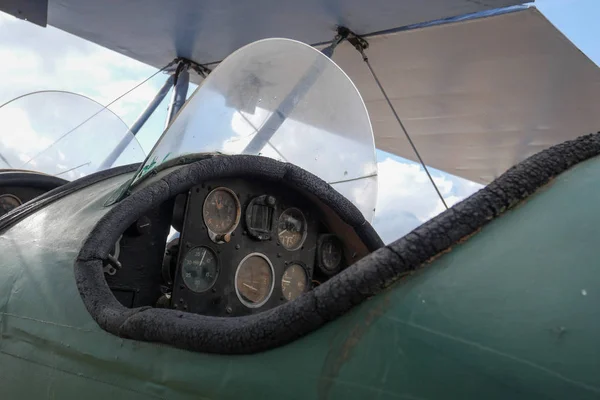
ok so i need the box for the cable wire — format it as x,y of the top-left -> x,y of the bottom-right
358,48 -> 448,209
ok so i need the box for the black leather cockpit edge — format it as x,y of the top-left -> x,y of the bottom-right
0,171 -> 68,190
75,133 -> 600,354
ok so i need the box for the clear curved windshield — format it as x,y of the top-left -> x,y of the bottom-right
0,90 -> 146,180
133,38 -> 377,220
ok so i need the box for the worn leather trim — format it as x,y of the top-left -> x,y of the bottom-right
75,133 -> 600,354
0,171 -> 68,190
75,155 -> 383,353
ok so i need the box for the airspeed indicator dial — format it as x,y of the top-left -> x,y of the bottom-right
235,253 -> 275,308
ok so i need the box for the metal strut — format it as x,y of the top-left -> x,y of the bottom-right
164,58 -> 212,127
338,27 -> 448,210
98,74 -> 174,170
165,60 -> 190,128
100,57 -> 211,170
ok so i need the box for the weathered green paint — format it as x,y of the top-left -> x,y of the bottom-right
1,157 -> 600,399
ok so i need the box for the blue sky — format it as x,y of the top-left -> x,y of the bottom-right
535,0 -> 599,66
0,0 -> 597,243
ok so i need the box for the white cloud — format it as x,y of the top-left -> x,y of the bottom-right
0,106 -> 52,167
0,12 -> 163,128
372,156 -> 482,244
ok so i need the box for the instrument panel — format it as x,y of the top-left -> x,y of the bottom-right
170,178 -> 346,317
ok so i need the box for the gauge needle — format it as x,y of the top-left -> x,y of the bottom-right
282,279 -> 291,284
243,283 -> 258,292
279,229 -> 287,236
199,249 -> 206,265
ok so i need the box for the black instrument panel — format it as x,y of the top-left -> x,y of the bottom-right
103,176 -> 351,315
171,178 -> 337,317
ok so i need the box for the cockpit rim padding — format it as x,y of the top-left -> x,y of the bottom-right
75,132 -> 600,354
0,164 -> 140,232
75,155 -> 383,352
0,171 -> 68,190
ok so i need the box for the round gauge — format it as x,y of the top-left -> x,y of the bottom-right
235,253 -> 274,308
281,263 -> 308,301
277,208 -> 307,250
0,194 -> 22,217
181,246 -> 219,293
203,187 -> 241,237
319,235 -> 344,274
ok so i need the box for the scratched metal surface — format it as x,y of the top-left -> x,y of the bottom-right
1,156 -> 600,398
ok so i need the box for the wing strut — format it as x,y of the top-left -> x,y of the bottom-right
165,60 -> 190,128
101,58 -> 212,170
99,73 -> 175,170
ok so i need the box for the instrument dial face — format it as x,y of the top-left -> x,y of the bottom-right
277,208 -> 307,250
181,246 -> 219,292
203,187 -> 240,235
281,263 -> 308,301
235,253 -> 274,308
320,235 -> 343,273
0,194 -> 22,217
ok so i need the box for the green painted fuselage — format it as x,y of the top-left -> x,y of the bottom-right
1,155 -> 599,399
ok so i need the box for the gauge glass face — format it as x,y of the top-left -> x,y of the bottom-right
281,264 -> 307,301
321,235 -> 343,272
0,194 -> 21,217
203,187 -> 240,234
181,246 -> 219,292
277,208 -> 307,250
235,253 -> 274,307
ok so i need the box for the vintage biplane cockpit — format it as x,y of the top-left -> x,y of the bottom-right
104,154 -> 377,317
0,39 -> 381,325
2,1 -> 600,398
101,39 -> 380,318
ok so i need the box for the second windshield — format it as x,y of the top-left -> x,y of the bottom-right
0,90 -> 145,180
132,38 -> 377,220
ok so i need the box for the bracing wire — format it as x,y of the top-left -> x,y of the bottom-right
357,47 -> 448,209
